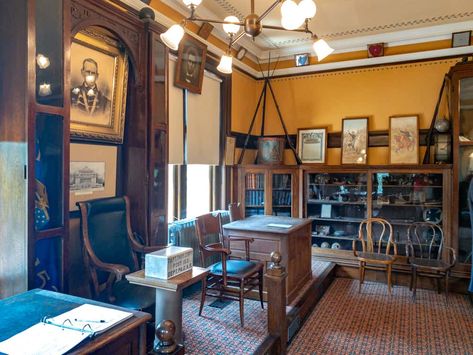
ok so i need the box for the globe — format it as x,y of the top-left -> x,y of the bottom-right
434,117 -> 450,133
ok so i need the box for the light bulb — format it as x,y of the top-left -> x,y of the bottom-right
223,16 -> 240,35
313,38 -> 334,61
160,24 -> 185,51
217,54 -> 232,74
298,0 -> 317,19
183,0 -> 202,7
36,54 -> 50,69
281,0 -> 304,30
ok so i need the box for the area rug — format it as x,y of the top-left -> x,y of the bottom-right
182,259 -> 332,354
288,278 -> 473,354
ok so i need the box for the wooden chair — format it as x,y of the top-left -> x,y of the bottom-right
228,202 -> 243,222
77,196 -> 166,311
195,212 -> 264,326
406,222 -> 456,301
353,218 -> 397,294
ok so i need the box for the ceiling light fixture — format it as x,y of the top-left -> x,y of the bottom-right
160,0 -> 333,74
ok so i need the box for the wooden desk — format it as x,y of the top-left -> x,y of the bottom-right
0,289 -> 151,354
222,215 -> 312,304
126,267 -> 208,344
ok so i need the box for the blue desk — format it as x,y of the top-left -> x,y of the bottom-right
0,289 -> 151,354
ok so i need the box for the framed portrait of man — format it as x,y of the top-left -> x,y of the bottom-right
175,34 -> 207,94
70,29 -> 128,143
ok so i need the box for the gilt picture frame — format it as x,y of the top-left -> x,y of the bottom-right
389,115 -> 419,165
175,34 -> 207,94
341,117 -> 368,165
297,127 -> 327,164
70,29 -> 128,144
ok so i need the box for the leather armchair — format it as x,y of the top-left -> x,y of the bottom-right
77,196 -> 166,312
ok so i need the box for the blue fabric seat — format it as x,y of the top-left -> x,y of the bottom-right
210,260 -> 259,277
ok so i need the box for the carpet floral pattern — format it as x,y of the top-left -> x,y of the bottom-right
289,278 -> 473,354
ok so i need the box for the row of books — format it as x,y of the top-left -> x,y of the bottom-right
273,174 -> 291,189
246,208 -> 265,217
245,173 -> 264,189
272,191 -> 292,206
246,190 -> 264,206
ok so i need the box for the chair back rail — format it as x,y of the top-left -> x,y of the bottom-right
357,218 -> 396,256
406,222 -> 444,260
228,202 -> 243,222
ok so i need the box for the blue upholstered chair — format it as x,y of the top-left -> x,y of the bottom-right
195,212 -> 264,327
77,196 -> 166,312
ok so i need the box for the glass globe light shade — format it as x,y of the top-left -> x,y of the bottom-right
217,54 -> 233,74
312,38 -> 334,61
281,11 -> 304,30
160,24 -> 185,51
223,16 -> 240,35
280,0 -> 298,18
298,0 -> 316,19
183,0 -> 202,7
434,117 -> 450,133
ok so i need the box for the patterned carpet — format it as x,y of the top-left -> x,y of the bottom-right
288,278 -> 473,355
182,259 -> 332,354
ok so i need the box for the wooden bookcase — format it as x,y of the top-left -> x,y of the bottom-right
235,165 -> 300,218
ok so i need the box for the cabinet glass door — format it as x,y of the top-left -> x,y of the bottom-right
272,173 -> 292,217
244,172 -> 265,217
372,173 -> 443,255
458,77 -> 473,264
306,172 -> 367,250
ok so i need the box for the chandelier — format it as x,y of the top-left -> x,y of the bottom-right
160,0 -> 334,74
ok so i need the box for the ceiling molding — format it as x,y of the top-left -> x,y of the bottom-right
267,46 -> 472,78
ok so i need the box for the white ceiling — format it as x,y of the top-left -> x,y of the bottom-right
162,0 -> 473,59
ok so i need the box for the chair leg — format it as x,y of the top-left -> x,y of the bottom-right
258,269 -> 264,309
239,279 -> 245,327
436,278 -> 441,294
445,272 -> 449,304
412,267 -> 417,302
199,276 -> 207,316
358,261 -> 365,293
409,270 -> 413,291
387,264 -> 392,296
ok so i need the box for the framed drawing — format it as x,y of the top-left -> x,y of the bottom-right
297,127 -> 327,164
295,53 -> 309,67
341,117 -> 368,164
175,34 -> 207,94
69,143 -> 117,211
70,29 -> 128,143
389,115 -> 419,165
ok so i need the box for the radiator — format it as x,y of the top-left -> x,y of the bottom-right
168,211 -> 230,267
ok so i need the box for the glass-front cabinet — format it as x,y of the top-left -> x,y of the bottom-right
237,166 -> 299,218
372,172 -> 444,255
304,167 -> 451,259
451,60 -> 473,269
306,172 -> 367,250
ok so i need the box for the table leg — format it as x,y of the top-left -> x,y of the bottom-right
154,288 -> 183,345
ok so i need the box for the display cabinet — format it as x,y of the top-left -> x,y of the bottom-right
450,59 -> 473,273
303,166 -> 452,264
236,166 -> 299,217
0,0 -> 69,298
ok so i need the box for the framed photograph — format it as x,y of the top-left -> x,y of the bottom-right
389,115 -> 419,165
297,127 -> 327,164
257,137 -> 285,165
341,117 -> 368,164
69,143 -> 117,211
70,29 -> 129,143
295,53 -> 309,67
451,30 -> 471,48
175,34 -> 207,94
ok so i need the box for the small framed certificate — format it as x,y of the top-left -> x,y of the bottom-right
451,31 -> 471,48
321,204 -> 332,218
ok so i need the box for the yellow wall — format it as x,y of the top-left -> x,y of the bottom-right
233,58 -> 459,165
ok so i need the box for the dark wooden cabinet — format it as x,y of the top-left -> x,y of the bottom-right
450,59 -> 473,276
0,0 -> 70,298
